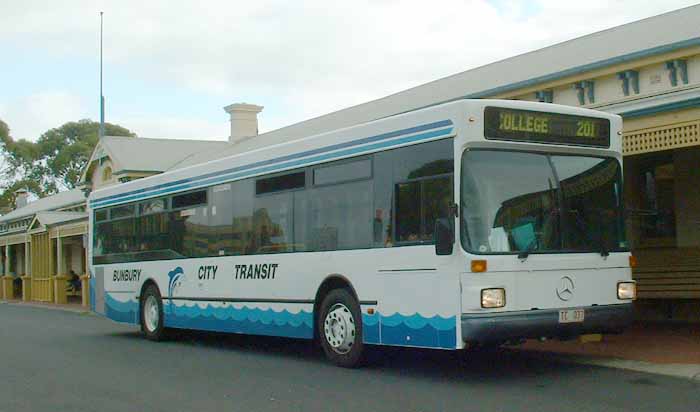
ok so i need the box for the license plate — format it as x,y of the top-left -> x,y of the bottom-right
558,309 -> 585,323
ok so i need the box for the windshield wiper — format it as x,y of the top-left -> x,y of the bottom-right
569,209 -> 610,257
593,208 -> 611,257
517,240 -> 537,261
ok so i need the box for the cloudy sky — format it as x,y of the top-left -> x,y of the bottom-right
1,0 -> 697,141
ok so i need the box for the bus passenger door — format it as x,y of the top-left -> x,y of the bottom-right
92,267 -> 106,315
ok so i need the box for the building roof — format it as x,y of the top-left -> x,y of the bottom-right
0,188 -> 85,223
33,211 -> 87,227
173,4 -> 700,169
97,136 -> 230,175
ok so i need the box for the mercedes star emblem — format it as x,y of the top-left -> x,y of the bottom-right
556,276 -> 575,301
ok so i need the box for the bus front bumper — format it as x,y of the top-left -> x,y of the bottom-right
461,303 -> 634,343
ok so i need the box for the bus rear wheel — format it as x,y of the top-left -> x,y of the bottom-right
140,284 -> 167,341
318,289 -> 365,368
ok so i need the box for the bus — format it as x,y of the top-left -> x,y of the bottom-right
88,99 -> 635,367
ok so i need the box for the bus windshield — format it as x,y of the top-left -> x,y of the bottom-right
460,150 -> 627,255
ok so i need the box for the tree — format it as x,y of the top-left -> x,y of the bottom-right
0,119 -> 136,209
36,120 -> 135,190
0,119 -> 43,210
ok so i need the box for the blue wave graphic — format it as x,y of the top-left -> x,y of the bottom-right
365,312 -> 455,348
379,313 -> 457,349
362,313 -> 380,344
104,293 -> 139,324
103,292 -> 456,349
164,302 -> 314,339
380,313 -> 456,331
381,322 -> 456,349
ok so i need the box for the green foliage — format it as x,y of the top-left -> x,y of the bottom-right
36,120 -> 135,189
0,119 -> 136,210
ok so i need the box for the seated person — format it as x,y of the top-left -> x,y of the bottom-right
66,270 -> 81,292
13,276 -> 22,296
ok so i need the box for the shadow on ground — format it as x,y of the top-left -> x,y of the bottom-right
105,328 -> 596,385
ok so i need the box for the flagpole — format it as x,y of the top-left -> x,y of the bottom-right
99,11 -> 105,139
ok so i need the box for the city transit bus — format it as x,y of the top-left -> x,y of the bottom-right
88,99 -> 636,367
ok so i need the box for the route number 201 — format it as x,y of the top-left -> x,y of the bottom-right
576,120 -> 598,138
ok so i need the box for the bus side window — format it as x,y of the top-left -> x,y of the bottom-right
210,184 -> 234,256
169,190 -> 209,258
390,139 -> 454,246
229,179 -> 255,256
250,192 -> 294,254
394,175 -> 453,244
307,180 -> 373,251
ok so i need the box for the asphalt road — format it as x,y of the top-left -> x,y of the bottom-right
1,303 -> 698,412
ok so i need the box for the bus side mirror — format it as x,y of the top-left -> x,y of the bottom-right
435,218 -> 454,256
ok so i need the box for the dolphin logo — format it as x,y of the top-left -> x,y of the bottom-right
167,267 -> 184,298
556,276 -> 575,301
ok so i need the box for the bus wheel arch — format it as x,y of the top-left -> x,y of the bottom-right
138,279 -> 168,341
313,274 -> 358,337
316,284 -> 365,367
139,279 -> 159,307
314,275 -> 365,367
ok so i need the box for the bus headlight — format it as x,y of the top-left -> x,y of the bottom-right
481,288 -> 506,308
617,282 -> 636,300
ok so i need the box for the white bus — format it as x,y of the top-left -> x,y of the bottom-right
89,99 -> 635,367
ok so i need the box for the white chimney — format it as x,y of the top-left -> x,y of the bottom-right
223,103 -> 263,144
14,188 -> 29,209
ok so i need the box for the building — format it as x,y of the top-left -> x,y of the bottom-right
0,135 -> 232,304
2,7 -> 698,319
0,104 -> 264,305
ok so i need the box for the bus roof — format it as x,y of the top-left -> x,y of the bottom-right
89,99 -> 620,209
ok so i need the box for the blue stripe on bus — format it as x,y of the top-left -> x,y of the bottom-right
91,124 -> 454,208
90,120 -> 452,207
102,292 -> 457,349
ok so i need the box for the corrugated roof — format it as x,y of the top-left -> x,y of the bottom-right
0,188 -> 85,223
172,4 -> 700,169
101,136 -> 230,174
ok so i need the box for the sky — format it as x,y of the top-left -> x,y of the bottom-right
1,0 -> 698,142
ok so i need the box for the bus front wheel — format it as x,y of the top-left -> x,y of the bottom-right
318,288 -> 365,367
140,284 -> 167,341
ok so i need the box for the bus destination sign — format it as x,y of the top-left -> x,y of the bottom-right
484,107 -> 610,148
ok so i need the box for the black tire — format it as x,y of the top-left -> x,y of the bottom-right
318,288 -> 365,368
140,284 -> 168,341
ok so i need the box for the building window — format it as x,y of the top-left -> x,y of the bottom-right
617,70 -> 639,96
535,90 -> 553,103
666,59 -> 689,86
102,166 -> 112,182
574,81 -> 595,105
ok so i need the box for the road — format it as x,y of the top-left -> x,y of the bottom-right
0,303 -> 698,412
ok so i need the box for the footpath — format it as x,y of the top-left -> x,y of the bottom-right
519,322 -> 700,380
0,298 -> 89,313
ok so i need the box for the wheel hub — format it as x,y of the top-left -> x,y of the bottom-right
144,295 -> 159,333
323,303 -> 356,354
